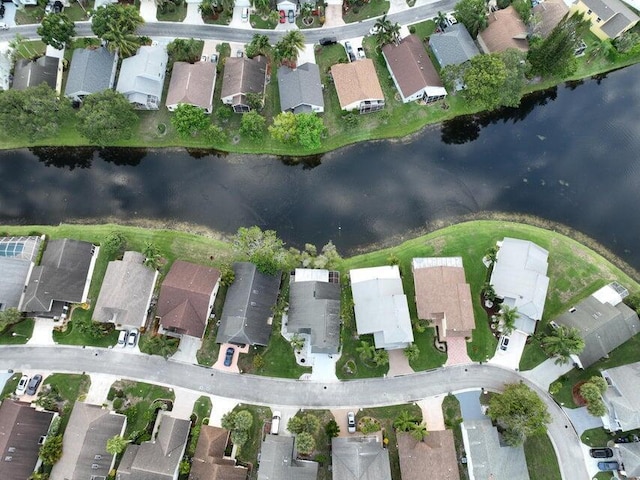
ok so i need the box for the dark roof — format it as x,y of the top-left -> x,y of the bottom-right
0,258 -> 31,311
0,400 -> 54,480
157,260 -> 220,338
531,0 -> 569,38
215,262 -> 280,346
619,442 -> 640,477
64,47 -> 117,99
332,436 -> 392,480
12,56 -> 58,91
21,239 -> 96,313
257,435 -> 318,480
221,56 -> 267,102
189,426 -> 248,480
398,431 -> 460,480
288,279 -> 341,354
277,62 -> 324,113
429,24 -> 480,67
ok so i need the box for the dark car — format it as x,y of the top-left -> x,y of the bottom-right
319,37 -> 337,46
590,448 -> 614,458
0,4 -> 5,18
26,374 -> 42,396
279,9 -> 285,23
597,461 -> 619,471
288,9 -> 294,23
224,347 -> 235,367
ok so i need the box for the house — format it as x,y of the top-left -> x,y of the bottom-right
477,6 -> 529,54
412,257 -> 475,344
50,402 -> 127,480
601,361 -> 640,432
277,0 -> 296,12
257,435 -> 318,480
287,268 -> 341,354
277,62 -> 324,113
220,56 -> 268,113
0,52 -> 11,91
20,239 -> 98,317
350,265 -> 413,350
462,418 -> 530,480
0,236 -> 41,312
166,62 -> 217,114
12,0 -> 37,6
12,56 -> 59,91
116,45 -> 168,110
156,260 -> 221,339
189,425 -> 248,480
571,0 -> 639,39
531,0 -> 570,38
0,400 -> 55,480
429,23 -> 480,68
397,431 -> 460,480
382,35 -> 447,104
332,436 -> 392,480
489,237 -> 549,335
554,282 -> 639,368
93,251 -> 158,329
330,59 -> 385,114
215,262 -> 280,346
618,442 -> 640,478
117,412 -> 190,480
65,47 -> 118,103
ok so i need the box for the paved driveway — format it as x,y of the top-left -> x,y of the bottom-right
488,331 -> 527,369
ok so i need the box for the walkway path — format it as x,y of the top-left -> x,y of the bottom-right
444,337 -> 472,366
521,358 -> 574,391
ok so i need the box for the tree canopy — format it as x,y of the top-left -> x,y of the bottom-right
106,435 -> 129,455
454,0 -> 488,38
167,38 -> 202,65
37,13 -> 76,50
91,4 -> 144,56
295,431 -> 316,455
579,376 -> 608,417
0,308 -> 22,333
274,30 -> 305,64
40,434 -> 64,465
240,110 -> 266,139
541,325 -> 585,365
246,34 -> 271,59
231,226 -> 293,274
76,90 -> 139,145
171,104 -> 211,138
268,112 -> 326,149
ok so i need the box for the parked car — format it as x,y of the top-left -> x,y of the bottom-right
499,335 -> 510,351
357,47 -> 365,59
347,411 -> 356,433
271,411 -> 281,435
590,448 -> 614,458
288,9 -> 294,23
241,7 -> 249,21
223,346 -> 235,366
0,22 -> 7,30
201,55 -> 208,62
446,13 -> 457,25
15,374 -> 29,396
60,303 -> 69,320
236,50 -> 244,57
127,328 -> 139,347
597,461 -> 619,471
369,25 -> 380,35
26,374 -> 42,396
279,9 -> 286,23
344,41 -> 355,62
117,330 -> 129,347
0,4 -> 5,18
210,53 -> 218,63
319,37 -> 337,46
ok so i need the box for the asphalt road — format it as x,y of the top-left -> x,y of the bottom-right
0,345 -> 589,479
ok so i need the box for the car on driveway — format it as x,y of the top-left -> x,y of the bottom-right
15,374 -> 29,396
117,330 -> 128,347
357,47 -> 365,59
279,9 -> 285,23
597,461 -> 619,471
0,22 -> 7,30
590,448 -> 614,458
127,328 -> 139,347
26,374 -> 42,396
499,335 -> 510,351
347,411 -> 356,433
223,346 -> 235,366
241,7 -> 249,21
344,41 -> 355,62
271,411 -> 281,435
288,9 -> 294,23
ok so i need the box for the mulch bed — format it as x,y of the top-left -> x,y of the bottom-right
572,381 -> 588,406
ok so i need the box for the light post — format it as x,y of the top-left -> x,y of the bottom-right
11,332 -> 27,339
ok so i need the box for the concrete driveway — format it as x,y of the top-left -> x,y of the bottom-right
170,335 -> 201,364
184,2 -> 205,25
139,0 -> 158,23
323,4 -> 345,27
488,331 -> 527,370
27,319 -> 56,346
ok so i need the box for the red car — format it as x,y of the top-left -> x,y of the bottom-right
279,9 -> 286,23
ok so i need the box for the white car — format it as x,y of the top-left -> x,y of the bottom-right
0,23 -> 9,30
271,411 -> 281,435
241,7 -> 249,21
347,411 -> 356,433
447,14 -> 458,25
127,328 -> 139,347
117,330 -> 128,347
15,374 -> 29,396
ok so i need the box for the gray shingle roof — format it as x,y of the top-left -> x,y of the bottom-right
257,435 -> 318,480
116,46 -> 168,109
429,24 -> 480,67
65,47 -> 117,100
619,443 -> 640,477
0,258 -> 31,311
277,62 -> 324,113
12,56 -> 58,91
602,362 -> 640,432
215,262 -> 280,346
332,436 -> 391,480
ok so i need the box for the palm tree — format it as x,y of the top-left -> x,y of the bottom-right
409,422 -> 428,441
372,349 -> 389,367
374,14 -> 392,34
435,11 -> 448,30
275,30 -> 305,64
403,343 -> 420,362
143,242 -> 161,269
393,410 -> 418,431
499,305 -> 519,335
541,325 -> 585,365
106,435 -> 130,455
252,0 -> 270,16
387,22 -> 401,45
199,0 -> 218,17
356,340 -> 375,361
467,12 -> 488,38
300,2 -> 313,21
291,334 -> 305,351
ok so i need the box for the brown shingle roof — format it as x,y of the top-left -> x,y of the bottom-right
398,431 -> 460,480
221,56 -> 267,100
381,35 -> 442,98
532,0 -> 569,38
478,6 -> 529,53
189,426 -> 248,480
331,59 -> 384,109
157,260 -> 220,338
166,62 -> 217,111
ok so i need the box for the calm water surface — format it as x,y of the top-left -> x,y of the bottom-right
1,65 -> 639,268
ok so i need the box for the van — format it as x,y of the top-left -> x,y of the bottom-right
117,330 -> 128,347
271,411 -> 281,435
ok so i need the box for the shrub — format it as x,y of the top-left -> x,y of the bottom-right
408,25 -> 416,34
113,397 -> 124,410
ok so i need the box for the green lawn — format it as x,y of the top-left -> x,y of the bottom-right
524,434 -> 562,480
287,409 -> 334,480
342,0 -> 389,23
231,403 -> 272,466
409,19 -> 437,41
156,2 -> 187,21
0,318 -> 35,345
40,373 -> 91,431
192,395 -> 212,423
1,372 -> 23,398
581,427 -> 615,447
196,284 -> 228,366
250,13 -> 277,29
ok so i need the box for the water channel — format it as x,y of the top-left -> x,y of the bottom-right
1,64 -> 639,269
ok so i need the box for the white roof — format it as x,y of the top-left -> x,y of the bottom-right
294,268 -> 329,283
412,257 -> 463,269
593,283 -> 626,306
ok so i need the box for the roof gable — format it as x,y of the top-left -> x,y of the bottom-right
12,56 -> 58,91
65,47 -> 117,98
166,62 -> 217,111
221,56 -> 267,100
531,0 -> 569,38
277,62 -> 324,112
602,361 -> 640,431
257,435 -> 318,480
332,436 -> 392,480
398,431 -> 460,480
116,46 -> 168,102
331,59 -> 384,108
429,23 -> 480,67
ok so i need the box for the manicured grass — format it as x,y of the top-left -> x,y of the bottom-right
442,394 -> 470,480
524,434 -> 562,480
581,427 -> 615,447
15,5 -> 46,25
192,395 -> 212,423
63,2 -> 93,22
40,373 -> 91,431
410,18 -> 437,40
594,473 -> 613,480
342,0 -> 389,23
0,318 -> 35,345
156,2 -> 187,21
13,40 -> 47,60
231,403 -> 271,465
196,284 -> 227,366
1,372 -> 22,398
250,13 -> 277,29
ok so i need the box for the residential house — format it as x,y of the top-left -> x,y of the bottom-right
257,435 -> 318,480
332,436 -> 392,480
618,442 -> 640,478
397,431 -> 460,480
277,62 -> 324,113
117,412 -> 190,480
412,257 -> 475,344
277,0 -> 296,12
462,418 -> 530,480
0,52 -> 11,91
93,251 -> 158,329
0,236 -> 41,312
215,262 -> 280,346
166,61 -> 217,114
330,59 -> 385,114
477,6 -> 529,54
65,47 -> 118,103
157,260 -> 221,339
571,0 -> 639,39
12,56 -> 59,91
116,45 -> 168,110
429,23 -> 480,68
554,282 -> 639,368
350,265 -> 413,350
20,239 -> 98,317
601,361 -> 640,432
11,0 -> 37,7
50,402 -> 127,480
382,35 -> 447,104
287,268 -> 341,354
531,0 -> 570,38
489,237 -> 549,335
189,425 -> 248,480
220,56 -> 268,113
0,400 -> 55,480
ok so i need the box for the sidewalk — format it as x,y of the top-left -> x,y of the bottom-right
520,357 -> 574,391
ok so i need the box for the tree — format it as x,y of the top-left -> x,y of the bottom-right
291,334 -> 305,351
541,325 -> 585,365
144,335 -> 179,358
252,0 -> 270,15
454,0 -> 488,38
234,410 -> 254,431
295,432 -> 316,455
92,4 -> 144,39
356,340 -> 375,361
106,435 -> 129,455
614,31 -> 640,54
274,30 -> 305,64
409,422 -> 428,441
435,11 -> 448,30
221,411 -> 237,431
230,428 -> 249,446
37,13 -> 75,50
245,33 -> 271,59
487,383 -> 551,446
76,90 -> 138,145
296,113 -> 326,149
219,264 -> 235,287
102,231 -> 126,255
167,38 -> 202,65
512,0 -> 532,23
372,349 -> 389,367
269,112 -> 298,144
240,110 -> 266,139
40,434 -> 63,465
325,419 -> 340,438
288,414 -> 319,435
205,125 -> 226,144
171,104 -> 211,138
0,308 -> 22,333
500,48 -> 528,108
374,14 -> 401,47
393,410 -> 419,432
403,343 -> 420,362
142,241 -> 161,269
231,226 -> 294,273
579,376 -> 608,417
462,53 -> 510,110
199,0 -> 217,17
499,305 -> 519,335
